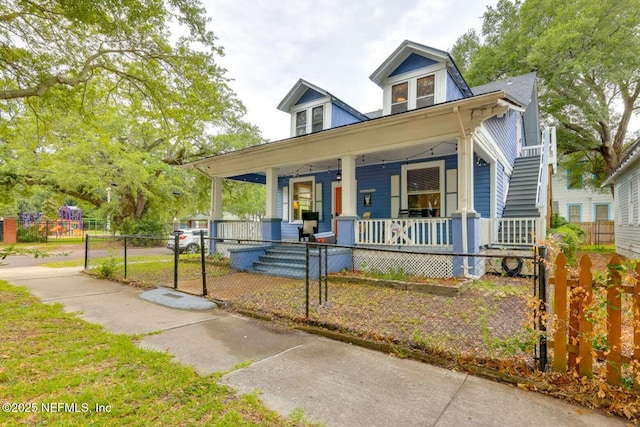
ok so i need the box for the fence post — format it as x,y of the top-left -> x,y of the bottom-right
607,254 -> 622,386
305,243 -> 309,318
553,252 -> 568,372
324,244 -> 328,303
123,237 -> 128,279
578,255 -> 593,378
200,231 -> 207,296
84,234 -> 89,270
318,244 -> 322,305
173,233 -> 179,290
537,245 -> 548,371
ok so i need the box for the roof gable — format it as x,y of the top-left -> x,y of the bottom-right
277,79 -> 329,112
389,53 -> 439,77
603,138 -> 640,185
369,40 -> 472,96
295,88 -> 325,105
277,78 -> 368,121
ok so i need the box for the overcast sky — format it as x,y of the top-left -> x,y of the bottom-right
201,0 -> 498,142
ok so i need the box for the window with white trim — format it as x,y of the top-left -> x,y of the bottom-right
391,82 -> 408,114
401,161 -> 444,217
290,177 -> 315,222
389,73 -> 436,114
416,75 -> 435,108
294,105 -> 324,136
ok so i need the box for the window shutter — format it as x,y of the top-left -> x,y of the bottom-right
315,182 -> 323,221
390,175 -> 400,217
282,186 -> 289,222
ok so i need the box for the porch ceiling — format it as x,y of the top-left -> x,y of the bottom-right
183,91 -> 515,179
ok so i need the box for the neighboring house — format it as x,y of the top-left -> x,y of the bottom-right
602,138 -> 640,258
183,40 -> 553,277
552,166 -> 614,223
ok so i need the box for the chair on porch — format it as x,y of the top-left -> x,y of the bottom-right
298,212 -> 319,241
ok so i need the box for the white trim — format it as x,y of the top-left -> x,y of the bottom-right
288,176 -> 316,223
315,182 -> 323,221
627,175 -> 634,225
636,171 -> 640,226
282,186 -> 289,222
390,175 -> 400,218
490,161 -> 497,219
382,66 -> 446,116
401,160 -> 446,211
289,98 -> 331,137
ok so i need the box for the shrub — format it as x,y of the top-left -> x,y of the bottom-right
97,257 -> 117,278
550,224 -> 586,265
119,217 -> 168,247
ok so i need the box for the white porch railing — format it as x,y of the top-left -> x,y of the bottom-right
216,221 -> 262,240
485,217 -> 544,247
354,218 -> 452,247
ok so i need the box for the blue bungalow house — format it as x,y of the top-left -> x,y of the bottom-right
183,40 -> 553,278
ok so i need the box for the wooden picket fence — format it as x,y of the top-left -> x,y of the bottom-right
551,253 -> 640,387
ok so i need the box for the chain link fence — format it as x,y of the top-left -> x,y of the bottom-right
84,234 -> 546,369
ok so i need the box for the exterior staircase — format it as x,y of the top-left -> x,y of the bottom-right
496,155 -> 543,247
251,245 -> 307,279
503,155 -> 542,218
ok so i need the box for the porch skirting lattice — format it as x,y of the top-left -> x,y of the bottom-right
352,249 -> 454,278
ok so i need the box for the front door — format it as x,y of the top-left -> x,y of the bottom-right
333,184 -> 342,236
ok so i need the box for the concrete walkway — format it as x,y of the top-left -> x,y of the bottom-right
0,265 -> 629,427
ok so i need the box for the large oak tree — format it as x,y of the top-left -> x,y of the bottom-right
451,0 -> 640,187
0,0 -> 265,229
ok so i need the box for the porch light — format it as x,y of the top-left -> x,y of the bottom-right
336,172 -> 342,181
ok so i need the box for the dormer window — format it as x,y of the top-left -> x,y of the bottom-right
295,111 -> 306,136
390,74 -> 436,115
391,82 -> 408,114
416,75 -> 435,108
295,105 -> 324,136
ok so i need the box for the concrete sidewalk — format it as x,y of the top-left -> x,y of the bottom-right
0,266 -> 629,427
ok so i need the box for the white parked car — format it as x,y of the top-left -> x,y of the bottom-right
167,229 -> 208,254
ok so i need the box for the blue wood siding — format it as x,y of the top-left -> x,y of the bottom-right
389,53 -> 438,77
331,103 -> 365,128
295,88 -> 325,105
446,72 -> 464,102
277,155 -> 466,239
473,162 -> 491,218
484,111 -> 518,168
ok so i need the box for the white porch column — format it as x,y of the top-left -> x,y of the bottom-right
340,155 -> 357,217
210,176 -> 223,220
456,133 -> 476,214
265,167 -> 279,219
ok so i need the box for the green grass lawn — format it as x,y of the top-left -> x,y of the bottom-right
0,280 -> 310,426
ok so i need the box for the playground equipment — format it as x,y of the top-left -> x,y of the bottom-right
55,206 -> 83,236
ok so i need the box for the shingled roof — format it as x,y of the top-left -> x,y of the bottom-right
472,72 -> 537,107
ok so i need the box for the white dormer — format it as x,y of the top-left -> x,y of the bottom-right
370,41 -> 472,116
278,79 -> 368,138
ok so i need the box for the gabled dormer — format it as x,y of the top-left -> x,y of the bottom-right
278,79 -> 369,138
370,40 -> 473,116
